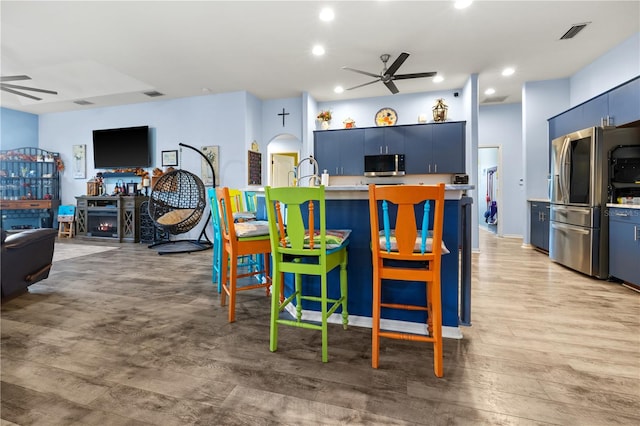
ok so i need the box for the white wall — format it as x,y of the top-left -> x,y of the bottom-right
39,91 -> 250,240
317,89 -> 465,129
479,103 -> 523,237
570,32 -> 640,106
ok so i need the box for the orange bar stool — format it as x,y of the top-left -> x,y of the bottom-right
215,187 -> 272,323
368,183 -> 447,377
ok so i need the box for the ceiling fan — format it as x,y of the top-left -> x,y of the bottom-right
342,52 -> 437,94
1,75 -> 58,100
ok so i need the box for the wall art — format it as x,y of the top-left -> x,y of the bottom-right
72,144 -> 86,179
201,145 -> 220,186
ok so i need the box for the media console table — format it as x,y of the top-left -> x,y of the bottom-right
75,196 -> 146,242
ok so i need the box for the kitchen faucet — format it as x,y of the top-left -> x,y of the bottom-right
296,156 -> 321,186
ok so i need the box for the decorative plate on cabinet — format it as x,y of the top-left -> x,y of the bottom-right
375,108 -> 397,126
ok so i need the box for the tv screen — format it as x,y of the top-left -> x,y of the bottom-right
93,125 -> 151,168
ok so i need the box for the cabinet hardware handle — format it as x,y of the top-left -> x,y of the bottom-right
434,164 -> 437,173
635,225 -> 639,242
614,212 -> 629,217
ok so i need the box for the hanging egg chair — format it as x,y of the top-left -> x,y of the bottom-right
147,143 -> 215,254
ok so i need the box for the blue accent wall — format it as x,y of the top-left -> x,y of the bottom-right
0,107 -> 39,150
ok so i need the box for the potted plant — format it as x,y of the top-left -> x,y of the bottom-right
317,110 -> 332,130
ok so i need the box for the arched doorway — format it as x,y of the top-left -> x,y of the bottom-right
267,134 -> 301,187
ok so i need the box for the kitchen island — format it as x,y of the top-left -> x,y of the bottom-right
254,185 -> 473,338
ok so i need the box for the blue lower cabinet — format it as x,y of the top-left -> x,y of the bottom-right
280,198 -> 462,328
530,201 -> 550,252
609,207 -> 640,285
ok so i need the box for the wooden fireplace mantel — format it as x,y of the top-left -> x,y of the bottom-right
75,196 -> 146,242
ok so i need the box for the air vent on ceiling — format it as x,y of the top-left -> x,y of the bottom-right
482,96 -> 508,104
560,22 -> 590,40
73,100 -> 94,105
143,90 -> 164,97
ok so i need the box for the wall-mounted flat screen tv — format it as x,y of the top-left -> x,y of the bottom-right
93,125 -> 151,168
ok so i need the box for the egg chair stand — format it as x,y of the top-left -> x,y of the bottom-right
147,143 -> 215,254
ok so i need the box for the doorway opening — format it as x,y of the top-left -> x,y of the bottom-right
267,134 -> 301,187
478,146 -> 502,235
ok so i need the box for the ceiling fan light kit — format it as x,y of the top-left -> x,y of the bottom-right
343,52 -> 437,95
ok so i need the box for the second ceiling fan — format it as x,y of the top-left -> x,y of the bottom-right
1,75 -> 58,100
342,52 -> 437,94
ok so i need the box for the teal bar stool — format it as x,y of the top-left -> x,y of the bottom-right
207,188 -> 224,291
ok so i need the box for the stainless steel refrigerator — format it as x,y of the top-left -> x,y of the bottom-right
549,126 -> 640,278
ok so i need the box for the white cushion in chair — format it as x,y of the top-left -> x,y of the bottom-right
157,209 -> 195,225
234,220 -> 270,237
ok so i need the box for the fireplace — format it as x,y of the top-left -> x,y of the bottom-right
87,210 -> 118,238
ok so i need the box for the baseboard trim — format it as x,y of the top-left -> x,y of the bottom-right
282,304 -> 463,339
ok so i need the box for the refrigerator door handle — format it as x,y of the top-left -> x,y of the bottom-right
551,222 -> 591,235
560,137 -> 571,204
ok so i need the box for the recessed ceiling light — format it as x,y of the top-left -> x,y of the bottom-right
502,67 -> 515,76
312,45 -> 325,56
454,0 -> 473,10
484,88 -> 496,95
334,86 -> 344,94
319,8 -> 334,22
433,75 -> 444,83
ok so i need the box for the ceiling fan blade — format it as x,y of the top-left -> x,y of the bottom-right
342,66 -> 380,78
1,75 -> 31,82
346,79 -> 381,91
1,86 -> 42,101
385,52 -> 410,77
1,83 -> 58,95
393,72 -> 437,80
384,80 -> 399,94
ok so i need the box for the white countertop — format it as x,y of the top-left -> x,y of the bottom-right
607,203 -> 640,210
528,198 -> 550,203
249,184 -> 474,200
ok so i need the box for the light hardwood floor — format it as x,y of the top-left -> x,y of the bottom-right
1,230 -> 639,425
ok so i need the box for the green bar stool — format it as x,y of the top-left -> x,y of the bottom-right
264,186 -> 350,362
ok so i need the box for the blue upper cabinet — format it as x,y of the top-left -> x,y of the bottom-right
549,77 -> 640,141
314,128 -> 365,176
404,122 -> 466,174
403,125 -> 432,174
364,127 -> 405,155
608,77 -> 640,128
581,93 -> 609,128
315,122 -> 465,176
431,122 -> 466,174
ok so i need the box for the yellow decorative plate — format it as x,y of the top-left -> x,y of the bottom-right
375,108 -> 397,126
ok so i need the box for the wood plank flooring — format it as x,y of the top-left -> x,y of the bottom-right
1,230 -> 639,425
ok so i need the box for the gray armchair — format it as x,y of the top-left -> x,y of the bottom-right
1,228 -> 57,300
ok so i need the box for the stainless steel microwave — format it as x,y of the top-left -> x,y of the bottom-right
364,154 -> 405,177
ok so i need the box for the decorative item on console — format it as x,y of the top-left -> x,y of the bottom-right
317,110 -> 332,130
453,174 -> 469,184
432,98 -> 448,122
343,117 -> 356,129
375,108 -> 397,126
